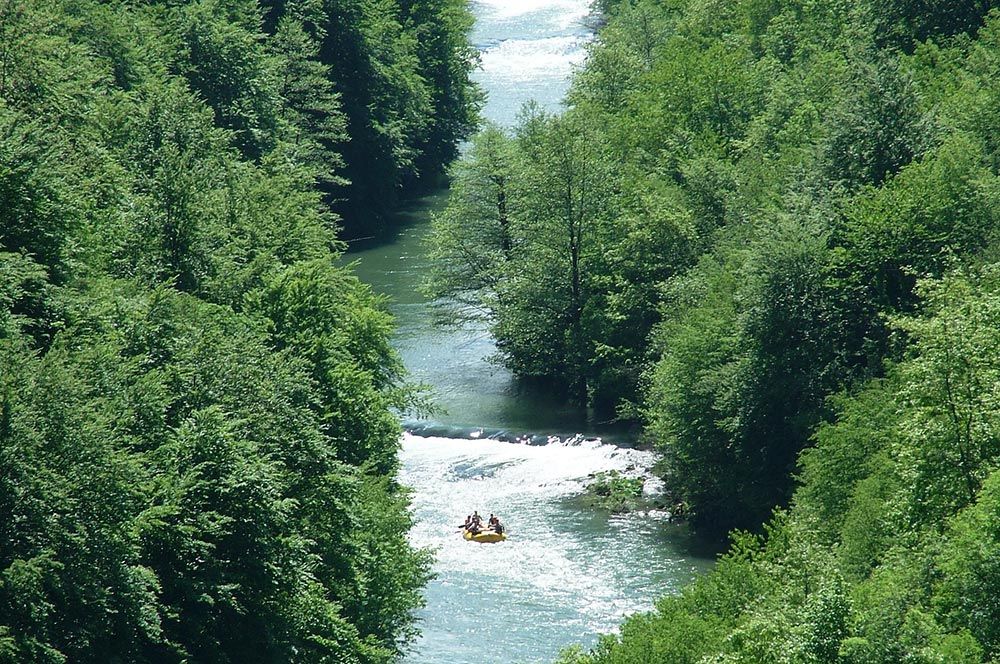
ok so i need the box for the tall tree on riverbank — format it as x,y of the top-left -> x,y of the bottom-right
427,104 -> 707,409
426,123 -> 517,319
428,111 -> 639,403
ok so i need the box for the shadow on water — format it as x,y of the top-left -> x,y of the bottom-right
401,370 -> 641,444
559,501 -> 727,560
491,374 -> 641,440
343,188 -> 451,253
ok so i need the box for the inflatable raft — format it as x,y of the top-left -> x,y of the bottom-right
463,529 -> 507,543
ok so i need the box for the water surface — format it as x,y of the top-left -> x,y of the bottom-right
349,2 -> 715,662
352,0 -> 599,435
398,434 -> 712,663
470,0 -> 592,126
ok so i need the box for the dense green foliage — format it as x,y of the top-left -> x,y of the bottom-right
0,0 -> 477,660
430,0 -> 1000,531
579,471 -> 647,513
566,267 -> 1000,662
430,0 -> 1000,659
263,0 -> 481,231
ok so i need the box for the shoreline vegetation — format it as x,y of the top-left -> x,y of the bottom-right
429,0 -> 1000,661
11,0 -> 1000,660
0,0 -> 478,660
577,470 -> 690,518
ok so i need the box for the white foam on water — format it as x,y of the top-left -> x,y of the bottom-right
473,0 -> 592,27
477,35 -> 591,83
399,434 -> 659,630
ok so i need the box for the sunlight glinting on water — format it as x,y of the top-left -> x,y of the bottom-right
477,35 -> 590,82
399,433 -> 704,663
468,0 -> 593,125
474,0 -> 592,27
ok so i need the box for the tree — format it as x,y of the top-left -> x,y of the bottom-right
823,53 -> 926,190
496,113 -> 617,401
174,0 -> 280,160
646,213 -> 839,534
425,124 -> 516,319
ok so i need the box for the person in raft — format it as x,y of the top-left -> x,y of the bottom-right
462,512 -> 484,534
487,514 -> 504,535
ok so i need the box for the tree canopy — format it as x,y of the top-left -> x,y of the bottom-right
0,0 -> 478,660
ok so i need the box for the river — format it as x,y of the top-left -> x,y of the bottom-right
349,1 -> 714,662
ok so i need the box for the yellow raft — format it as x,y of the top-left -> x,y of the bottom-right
463,529 -> 507,544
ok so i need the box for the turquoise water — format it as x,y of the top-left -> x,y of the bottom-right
349,2 -> 715,662
350,0 -> 601,437
396,435 -> 712,663
469,0 -> 592,127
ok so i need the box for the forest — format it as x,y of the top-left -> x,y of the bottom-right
0,0 -> 477,661
10,0 -> 1000,658
426,0 -> 1000,661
